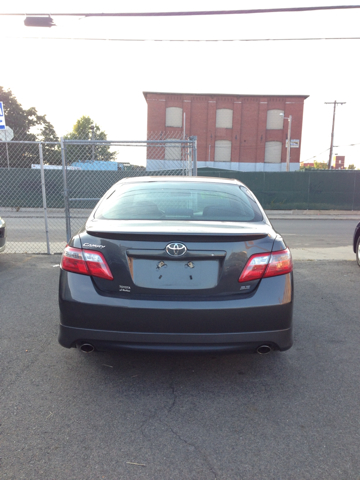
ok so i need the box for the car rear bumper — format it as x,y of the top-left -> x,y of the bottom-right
59,270 -> 293,352
59,324 -> 292,353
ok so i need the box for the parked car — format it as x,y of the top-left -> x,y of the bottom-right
58,177 -> 294,355
0,217 -> 6,253
353,222 -> 360,267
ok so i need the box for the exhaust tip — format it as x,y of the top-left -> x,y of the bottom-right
256,345 -> 272,355
78,343 -> 95,353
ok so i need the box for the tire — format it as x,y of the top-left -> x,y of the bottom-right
356,236 -> 360,267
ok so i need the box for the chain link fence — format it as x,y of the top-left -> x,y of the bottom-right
0,132 -> 65,254
62,132 -> 197,240
0,130 -> 197,254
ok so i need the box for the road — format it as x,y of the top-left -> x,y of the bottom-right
3,214 -> 86,253
1,243 -> 360,479
2,215 -> 359,258
271,219 -> 357,248
272,219 -> 357,261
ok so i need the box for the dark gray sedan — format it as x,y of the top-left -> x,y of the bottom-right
0,217 -> 6,253
58,177 -> 293,354
354,221 -> 360,267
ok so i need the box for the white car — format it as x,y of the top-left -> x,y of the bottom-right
0,217 -> 6,253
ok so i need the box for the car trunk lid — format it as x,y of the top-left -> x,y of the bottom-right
81,219 -> 275,297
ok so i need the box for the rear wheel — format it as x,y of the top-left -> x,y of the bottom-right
356,236 -> 360,267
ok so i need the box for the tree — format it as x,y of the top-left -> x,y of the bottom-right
347,164 -> 356,170
0,86 -> 60,167
313,161 -> 328,170
300,161 -> 328,171
64,116 -> 117,164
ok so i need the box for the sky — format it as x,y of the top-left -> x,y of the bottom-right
1,0 -> 360,168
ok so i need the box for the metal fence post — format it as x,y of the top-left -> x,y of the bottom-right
190,136 -> 197,176
185,140 -> 191,176
61,137 -> 71,242
5,129 -> 10,169
39,143 -> 51,254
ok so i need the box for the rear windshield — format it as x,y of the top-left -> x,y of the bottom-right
95,181 -> 263,222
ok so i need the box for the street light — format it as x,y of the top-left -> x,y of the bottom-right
280,113 -> 292,172
24,16 -> 55,27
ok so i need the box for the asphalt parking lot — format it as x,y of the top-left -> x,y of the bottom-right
1,251 -> 360,480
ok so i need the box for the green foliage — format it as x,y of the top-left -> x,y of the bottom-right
314,161 -> 328,170
0,86 -> 60,166
347,164 -> 356,170
300,161 -> 328,171
0,87 -> 59,142
64,116 -> 117,164
65,116 -> 94,140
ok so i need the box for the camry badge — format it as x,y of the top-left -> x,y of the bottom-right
166,242 -> 187,257
83,243 -> 105,249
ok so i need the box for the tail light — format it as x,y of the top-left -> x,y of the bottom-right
61,246 -> 113,280
239,248 -> 292,283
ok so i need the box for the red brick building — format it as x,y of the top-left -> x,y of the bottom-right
143,92 -> 308,172
334,155 -> 345,169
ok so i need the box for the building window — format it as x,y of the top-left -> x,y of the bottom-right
264,141 -> 282,163
215,140 -> 232,162
266,109 -> 284,130
165,139 -> 181,160
216,109 -> 233,129
166,107 -> 183,127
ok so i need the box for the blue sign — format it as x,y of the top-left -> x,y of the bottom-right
0,102 -> 6,130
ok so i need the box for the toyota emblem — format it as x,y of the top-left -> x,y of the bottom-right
165,242 -> 187,257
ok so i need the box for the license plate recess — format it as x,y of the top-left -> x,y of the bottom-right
131,259 -> 219,290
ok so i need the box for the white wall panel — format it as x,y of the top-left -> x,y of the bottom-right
266,109 -> 284,130
264,141 -> 282,163
165,107 -> 183,127
214,140 -> 232,162
216,109 -> 233,129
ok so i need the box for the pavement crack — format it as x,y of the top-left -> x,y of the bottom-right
137,409 -> 159,440
161,420 -> 218,480
167,378 -> 177,413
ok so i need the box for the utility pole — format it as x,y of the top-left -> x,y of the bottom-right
325,101 -> 346,169
285,115 -> 292,172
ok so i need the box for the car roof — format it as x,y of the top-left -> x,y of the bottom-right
116,176 -> 245,187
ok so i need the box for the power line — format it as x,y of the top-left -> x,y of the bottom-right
304,148 -> 331,162
2,6 -> 360,17
4,36 -> 360,42
305,142 -> 360,162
